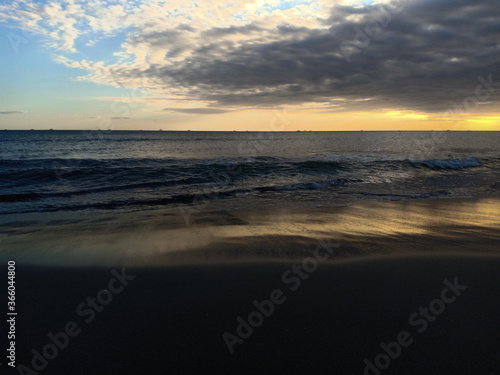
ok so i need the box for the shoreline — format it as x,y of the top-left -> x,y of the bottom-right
3,197 -> 500,374
1,196 -> 499,266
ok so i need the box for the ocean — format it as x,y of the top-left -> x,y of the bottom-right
1,130 -> 499,215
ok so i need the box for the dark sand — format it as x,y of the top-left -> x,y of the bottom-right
7,256 -> 500,374
2,198 -> 500,374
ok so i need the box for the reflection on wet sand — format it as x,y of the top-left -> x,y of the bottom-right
1,198 -> 499,266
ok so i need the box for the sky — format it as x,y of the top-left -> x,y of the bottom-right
0,0 -> 499,131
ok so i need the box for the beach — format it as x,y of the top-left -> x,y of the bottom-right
1,131 -> 499,373
1,0 -> 500,371
3,197 -> 500,374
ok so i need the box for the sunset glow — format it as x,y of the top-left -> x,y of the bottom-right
1,0 -> 499,130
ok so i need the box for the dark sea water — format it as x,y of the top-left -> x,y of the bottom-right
1,130 -> 499,215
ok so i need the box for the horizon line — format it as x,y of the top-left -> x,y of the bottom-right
2,129 -> 498,132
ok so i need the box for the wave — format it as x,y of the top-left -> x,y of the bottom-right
356,190 -> 449,199
1,154 -> 497,214
411,157 -> 481,170
0,156 -> 346,188
0,178 -> 355,213
271,179 -> 351,191
0,192 -> 43,202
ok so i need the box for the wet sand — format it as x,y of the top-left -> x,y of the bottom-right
1,197 -> 499,265
1,198 -> 500,374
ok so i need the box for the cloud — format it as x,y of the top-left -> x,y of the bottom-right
111,116 -> 130,120
2,0 -> 499,114
0,110 -> 27,114
143,0 -> 499,113
162,108 -> 230,114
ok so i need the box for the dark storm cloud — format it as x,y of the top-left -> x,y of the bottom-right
162,108 -> 230,114
131,0 -> 500,112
